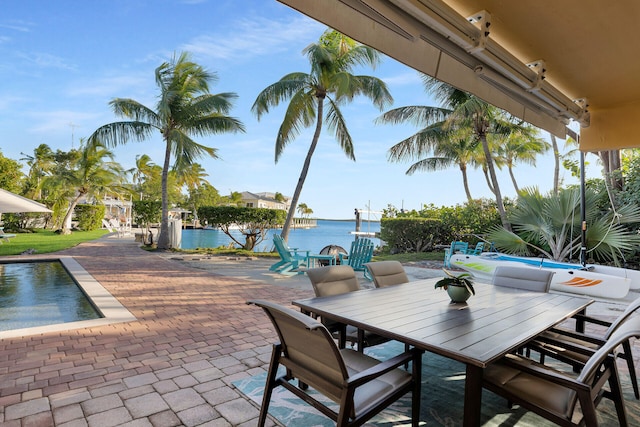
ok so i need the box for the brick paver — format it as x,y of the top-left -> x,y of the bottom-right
0,238 -> 310,425
1,236 -> 638,426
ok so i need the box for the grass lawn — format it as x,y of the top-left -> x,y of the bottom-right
0,229 -> 110,256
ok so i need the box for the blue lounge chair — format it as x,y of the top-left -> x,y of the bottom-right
339,238 -> 375,279
443,241 -> 469,267
270,235 -> 309,275
465,241 -> 485,255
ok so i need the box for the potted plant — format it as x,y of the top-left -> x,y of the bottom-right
434,269 -> 475,303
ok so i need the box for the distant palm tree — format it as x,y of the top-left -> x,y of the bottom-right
21,144 -> 56,200
495,128 -> 549,193
89,52 -> 245,249
252,29 -> 393,242
45,139 -> 125,234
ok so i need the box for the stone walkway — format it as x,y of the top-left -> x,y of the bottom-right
0,236 -> 637,426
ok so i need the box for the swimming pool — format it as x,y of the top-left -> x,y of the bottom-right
0,256 -> 136,339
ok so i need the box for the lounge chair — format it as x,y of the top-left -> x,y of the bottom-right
443,241 -> 469,267
338,238 -> 374,279
269,234 -> 309,275
247,299 -> 423,427
0,227 -> 16,244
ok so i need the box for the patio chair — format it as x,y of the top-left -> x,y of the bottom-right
364,261 -> 409,288
465,241 -> 485,255
491,266 -> 554,292
269,234 -> 309,276
247,299 -> 423,427
0,227 -> 16,244
338,238 -> 374,280
307,265 -> 389,351
443,241 -> 469,267
529,296 -> 640,399
482,315 -> 640,426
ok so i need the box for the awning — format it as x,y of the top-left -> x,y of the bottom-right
277,0 -> 640,151
0,188 -> 52,214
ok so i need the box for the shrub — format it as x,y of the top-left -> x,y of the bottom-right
75,204 -> 105,231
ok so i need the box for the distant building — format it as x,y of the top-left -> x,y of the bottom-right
240,191 -> 291,211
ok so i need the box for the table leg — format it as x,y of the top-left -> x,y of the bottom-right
463,364 -> 482,427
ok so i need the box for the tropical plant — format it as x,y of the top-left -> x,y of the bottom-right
494,128 -> 549,193
252,29 -> 393,242
487,187 -> 640,265
88,51 -> 245,249
0,150 -> 24,193
434,269 -> 475,295
43,139 -> 125,234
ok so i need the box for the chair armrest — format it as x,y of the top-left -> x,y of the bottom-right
497,354 -> 590,392
338,253 -> 348,262
347,349 -> 420,387
529,337 -> 599,361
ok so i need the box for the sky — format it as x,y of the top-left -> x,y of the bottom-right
0,0 -> 598,220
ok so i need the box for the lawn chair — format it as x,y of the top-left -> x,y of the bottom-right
443,241 -> 469,267
0,227 -> 16,244
465,241 -> 485,255
247,299 -> 423,427
338,238 -> 374,280
269,234 -> 309,275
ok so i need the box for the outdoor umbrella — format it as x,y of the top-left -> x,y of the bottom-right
0,188 -> 52,214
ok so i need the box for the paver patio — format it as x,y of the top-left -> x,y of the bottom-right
0,235 -> 638,426
0,236 -> 312,426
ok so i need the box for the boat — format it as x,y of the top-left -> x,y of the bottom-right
449,252 -> 637,299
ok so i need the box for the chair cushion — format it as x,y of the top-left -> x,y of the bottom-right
341,349 -> 413,416
484,355 -> 577,420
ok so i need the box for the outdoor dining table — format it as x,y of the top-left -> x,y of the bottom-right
292,279 -> 593,427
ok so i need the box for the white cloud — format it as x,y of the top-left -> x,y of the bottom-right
182,15 -> 324,61
16,52 -> 75,70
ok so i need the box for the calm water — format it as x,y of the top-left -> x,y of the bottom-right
0,261 -> 101,331
180,219 -> 381,253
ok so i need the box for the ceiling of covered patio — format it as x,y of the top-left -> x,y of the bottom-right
277,0 -> 640,152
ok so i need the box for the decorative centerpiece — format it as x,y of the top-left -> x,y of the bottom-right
434,269 -> 475,303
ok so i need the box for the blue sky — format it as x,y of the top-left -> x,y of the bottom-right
0,0 -> 593,219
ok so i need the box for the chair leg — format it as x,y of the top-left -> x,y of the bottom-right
258,344 -> 282,427
411,350 -> 423,427
608,361 -> 629,426
622,341 -> 639,399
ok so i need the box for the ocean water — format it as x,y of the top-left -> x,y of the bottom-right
180,219 -> 381,253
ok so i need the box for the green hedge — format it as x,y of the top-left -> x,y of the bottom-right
75,204 -> 105,231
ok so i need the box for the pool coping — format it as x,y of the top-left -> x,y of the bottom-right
0,255 -> 137,339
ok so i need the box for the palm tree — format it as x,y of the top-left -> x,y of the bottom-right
297,203 -> 308,217
21,144 -> 55,200
252,29 -> 393,242
45,139 -> 125,234
495,128 -> 549,193
89,52 -> 245,249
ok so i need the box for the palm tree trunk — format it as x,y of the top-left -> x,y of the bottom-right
508,166 -> 520,194
157,139 -> 172,249
61,193 -> 84,235
480,134 -> 510,231
459,164 -> 473,201
551,135 -> 560,195
281,97 -> 324,242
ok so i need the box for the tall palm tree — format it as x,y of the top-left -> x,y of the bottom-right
252,29 -> 393,242
89,52 -> 245,249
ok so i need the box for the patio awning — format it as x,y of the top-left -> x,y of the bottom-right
277,0 -> 640,151
0,188 -> 52,214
